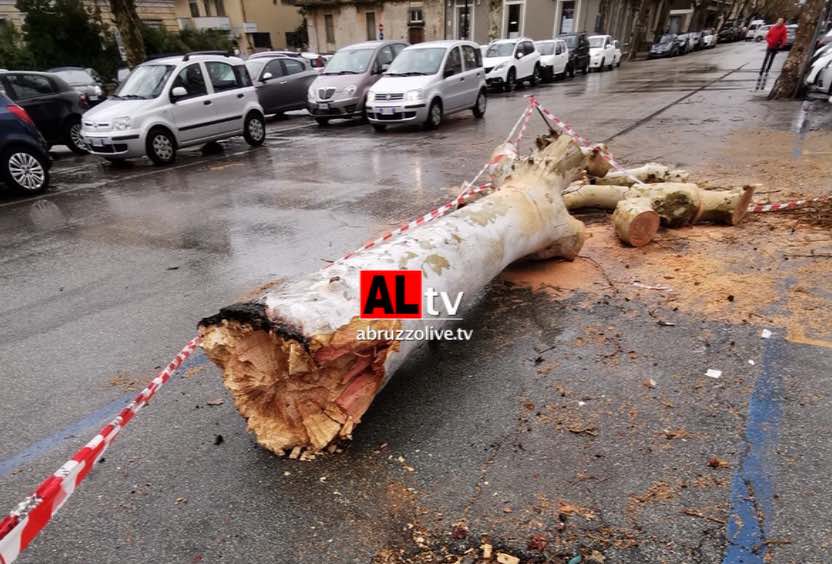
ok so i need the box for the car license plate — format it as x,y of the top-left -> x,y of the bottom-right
91,137 -> 109,147
318,102 -> 329,110
380,107 -> 395,115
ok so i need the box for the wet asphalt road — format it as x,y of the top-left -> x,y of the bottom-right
1,42 -> 830,563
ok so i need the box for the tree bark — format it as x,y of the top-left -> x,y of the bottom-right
591,162 -> 690,185
109,0 -> 145,68
488,0 -> 503,41
627,0 -> 650,61
768,0 -> 826,99
199,135 -> 591,455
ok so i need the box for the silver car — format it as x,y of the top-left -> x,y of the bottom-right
366,40 -> 486,131
245,55 -> 318,116
307,41 -> 408,125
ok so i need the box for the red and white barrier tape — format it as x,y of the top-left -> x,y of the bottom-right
749,193 -> 831,213
0,337 -> 201,564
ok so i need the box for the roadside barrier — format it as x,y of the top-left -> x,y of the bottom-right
0,338 -> 201,564
748,194 -> 832,213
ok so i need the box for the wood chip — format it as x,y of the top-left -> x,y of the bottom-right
496,553 -> 520,564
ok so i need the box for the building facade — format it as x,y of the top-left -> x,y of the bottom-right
0,0 -> 179,31
175,0 -> 304,52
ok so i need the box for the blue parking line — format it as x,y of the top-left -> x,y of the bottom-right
723,334 -> 784,563
0,351 -> 209,480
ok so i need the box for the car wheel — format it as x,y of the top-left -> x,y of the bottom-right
65,118 -> 88,155
371,123 -> 386,132
472,90 -> 487,118
315,117 -> 330,126
146,127 -> 177,166
503,68 -> 516,92
2,147 -> 49,195
424,99 -> 443,130
243,111 -> 266,146
530,64 -> 541,86
567,63 -> 575,78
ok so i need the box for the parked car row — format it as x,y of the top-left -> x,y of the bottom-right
648,30 -> 716,59
1,30 -> 629,196
805,30 -> 832,98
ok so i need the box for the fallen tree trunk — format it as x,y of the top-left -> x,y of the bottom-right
592,163 -> 690,186
199,135 -> 589,455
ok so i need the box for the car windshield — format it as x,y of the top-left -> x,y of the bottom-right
245,59 -> 267,80
562,36 -> 577,49
589,37 -> 605,48
486,43 -> 516,57
53,69 -> 95,85
386,47 -> 446,75
115,64 -> 174,99
324,48 -> 374,74
535,42 -> 555,55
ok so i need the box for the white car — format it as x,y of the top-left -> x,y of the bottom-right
534,40 -> 569,81
701,29 -> 717,48
484,38 -> 541,91
746,20 -> 765,40
81,53 -> 266,165
806,51 -> 832,96
753,25 -> 772,42
366,40 -> 486,131
611,39 -> 623,67
588,35 -> 616,71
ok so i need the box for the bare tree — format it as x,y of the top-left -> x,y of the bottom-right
768,0 -> 826,99
627,0 -> 650,60
108,0 -> 145,67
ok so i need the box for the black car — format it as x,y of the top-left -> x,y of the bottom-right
0,71 -> 88,154
675,33 -> 691,54
648,33 -> 680,58
48,66 -> 107,107
559,32 -> 591,76
0,93 -> 51,195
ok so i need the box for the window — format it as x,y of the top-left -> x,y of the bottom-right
188,0 -> 199,17
250,32 -> 272,49
5,74 -> 55,100
443,47 -> 462,76
409,8 -> 423,24
505,3 -> 522,38
213,0 -> 225,17
393,43 -> 407,56
377,45 -> 394,69
324,14 -> 335,44
234,65 -> 252,87
559,1 -> 575,34
205,61 -> 240,91
282,59 -> 306,75
555,41 -> 564,55
144,19 -> 163,30
461,45 -> 480,69
262,59 -> 285,79
366,11 -> 376,41
171,63 -> 207,99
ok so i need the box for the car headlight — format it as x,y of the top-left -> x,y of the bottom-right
493,62 -> 506,71
308,87 -> 316,102
113,117 -> 130,130
367,91 -> 376,102
344,85 -> 357,96
404,89 -> 424,103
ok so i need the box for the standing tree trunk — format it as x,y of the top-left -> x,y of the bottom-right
627,0 -> 650,61
109,0 -> 145,68
768,0 -> 825,99
653,0 -> 671,39
690,0 -> 712,31
488,0 -> 503,40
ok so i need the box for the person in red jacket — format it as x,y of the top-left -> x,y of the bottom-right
761,18 -> 787,75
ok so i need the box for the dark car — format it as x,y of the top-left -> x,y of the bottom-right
0,71 -> 88,154
245,55 -> 318,115
558,33 -> 591,76
0,93 -> 51,195
48,66 -> 106,107
675,33 -> 691,54
718,24 -> 740,42
648,33 -> 679,58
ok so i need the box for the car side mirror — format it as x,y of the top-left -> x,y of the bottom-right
381,63 -> 390,72
261,72 -> 273,81
171,86 -> 187,99
515,52 -> 523,59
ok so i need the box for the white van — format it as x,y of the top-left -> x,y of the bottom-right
366,40 -> 486,131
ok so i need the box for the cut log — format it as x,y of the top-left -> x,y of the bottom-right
592,163 -> 690,185
199,135 -> 589,454
694,185 -> 756,225
612,197 -> 660,247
